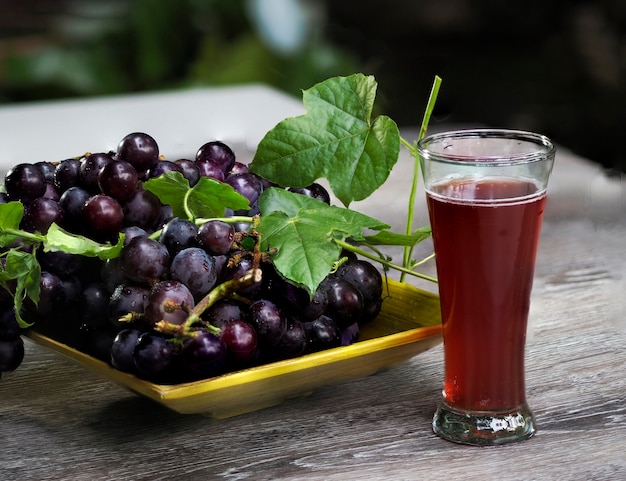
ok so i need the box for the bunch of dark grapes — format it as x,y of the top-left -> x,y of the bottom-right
1,133 -> 383,384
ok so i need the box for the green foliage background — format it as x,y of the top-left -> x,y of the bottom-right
0,0 -> 358,103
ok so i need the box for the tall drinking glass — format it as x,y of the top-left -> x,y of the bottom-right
418,129 -> 555,446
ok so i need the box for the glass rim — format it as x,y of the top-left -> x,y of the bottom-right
417,129 -> 556,166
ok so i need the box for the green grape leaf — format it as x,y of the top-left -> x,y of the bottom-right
0,249 -> 36,286
259,188 -> 389,233
257,188 -> 389,295
258,210 -> 342,295
187,177 -> 250,219
143,171 -> 191,218
14,252 -> 40,328
44,224 -> 125,259
143,171 -> 250,219
0,202 -> 25,245
249,73 -> 401,207
259,186 -> 320,217
0,249 -> 40,328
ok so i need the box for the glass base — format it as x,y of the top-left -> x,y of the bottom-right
432,403 -> 536,446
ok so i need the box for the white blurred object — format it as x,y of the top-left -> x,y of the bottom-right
246,0 -> 317,55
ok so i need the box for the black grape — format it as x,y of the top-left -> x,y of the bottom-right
174,159 -> 200,186
220,319 -> 257,364
263,275 -> 327,321
196,161 -> 225,182
264,275 -> 306,311
249,299 -> 287,347
110,328 -> 142,373
159,218 -> 198,256
144,280 -> 195,326
4,163 -> 46,202
182,330 -> 227,378
120,225 -> 147,244
133,332 -> 176,382
117,132 -> 160,175
336,259 -> 383,304
196,220 -> 235,256
120,236 -> 170,285
21,197 -> 63,234
35,271 -> 66,316
305,315 -> 341,353
154,204 -> 174,230
82,194 -> 124,242
274,320 -> 308,359
80,152 -> 113,192
41,182 -> 60,201
288,182 -> 331,204
98,159 -> 139,202
35,161 -> 56,182
336,259 -> 383,325
302,287 -> 329,321
225,172 -> 263,206
170,247 -> 218,301
108,284 -> 149,329
122,189 -> 162,231
204,299 -> 248,329
54,158 -> 82,191
59,186 -> 91,233
322,277 -> 364,328
196,141 -> 236,174
147,160 -> 183,179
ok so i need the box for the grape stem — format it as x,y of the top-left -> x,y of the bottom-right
183,267 -> 262,333
334,239 -> 437,283
154,268 -> 262,338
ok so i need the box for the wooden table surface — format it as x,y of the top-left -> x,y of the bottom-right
1,127 -> 625,481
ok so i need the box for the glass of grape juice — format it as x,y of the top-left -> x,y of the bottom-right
418,129 -> 555,446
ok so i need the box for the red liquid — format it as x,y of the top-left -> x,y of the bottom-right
427,177 -> 546,412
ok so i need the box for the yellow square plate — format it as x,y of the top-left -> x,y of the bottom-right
26,279 -> 441,418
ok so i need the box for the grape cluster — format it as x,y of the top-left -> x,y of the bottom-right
0,133 -> 383,384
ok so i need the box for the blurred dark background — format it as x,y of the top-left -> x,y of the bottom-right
0,0 -> 624,174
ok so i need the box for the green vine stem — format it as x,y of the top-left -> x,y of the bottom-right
400,75 -> 442,282
149,215 -> 256,241
0,228 -> 45,244
335,239 -> 438,283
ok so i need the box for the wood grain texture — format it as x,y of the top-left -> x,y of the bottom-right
1,133 -> 624,481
